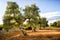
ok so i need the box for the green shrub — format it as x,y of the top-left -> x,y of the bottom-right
0,24 -> 3,30
23,24 -> 32,30
0,24 -> 3,28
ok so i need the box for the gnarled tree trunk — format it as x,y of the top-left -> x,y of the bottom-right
19,24 -> 28,36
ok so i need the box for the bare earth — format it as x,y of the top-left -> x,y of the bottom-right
0,30 -> 60,40
27,30 -> 60,36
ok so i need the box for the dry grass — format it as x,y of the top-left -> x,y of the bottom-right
0,30 -> 60,40
26,30 -> 60,36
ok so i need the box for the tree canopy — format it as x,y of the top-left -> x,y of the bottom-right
3,2 -> 24,30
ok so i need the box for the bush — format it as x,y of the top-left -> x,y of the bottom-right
0,24 -> 3,30
0,24 -> 3,28
24,26 -> 32,30
23,24 -> 32,30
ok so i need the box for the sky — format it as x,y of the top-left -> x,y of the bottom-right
0,0 -> 60,24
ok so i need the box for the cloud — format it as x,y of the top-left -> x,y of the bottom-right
48,16 -> 60,21
40,12 -> 60,24
40,12 -> 60,18
48,20 -> 58,24
0,18 -> 3,24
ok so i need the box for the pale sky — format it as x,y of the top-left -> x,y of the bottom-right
0,0 -> 60,24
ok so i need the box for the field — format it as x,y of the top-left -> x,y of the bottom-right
0,30 -> 60,40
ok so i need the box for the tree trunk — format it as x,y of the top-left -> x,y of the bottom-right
32,24 -> 36,32
32,27 -> 36,32
19,24 -> 28,36
29,18 -> 36,32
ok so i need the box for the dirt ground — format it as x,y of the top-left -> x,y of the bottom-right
0,30 -> 60,40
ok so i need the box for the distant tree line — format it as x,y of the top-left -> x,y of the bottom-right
50,20 -> 60,27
